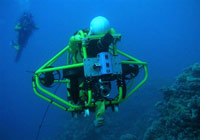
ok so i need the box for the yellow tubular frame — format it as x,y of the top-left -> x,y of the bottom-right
32,33 -> 148,112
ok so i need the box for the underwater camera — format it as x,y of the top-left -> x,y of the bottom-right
32,31 -> 148,115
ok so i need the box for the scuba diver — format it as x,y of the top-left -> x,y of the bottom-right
12,12 -> 38,62
32,16 -> 148,127
68,16 -> 126,126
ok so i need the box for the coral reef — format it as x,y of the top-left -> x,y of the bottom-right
144,63 -> 200,140
120,133 -> 137,140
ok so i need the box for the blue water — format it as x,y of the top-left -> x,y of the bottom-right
1,0 -> 200,139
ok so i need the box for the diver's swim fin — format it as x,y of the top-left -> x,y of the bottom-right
13,45 -> 20,50
10,41 -> 20,50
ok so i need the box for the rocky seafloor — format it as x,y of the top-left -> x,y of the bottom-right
144,63 -> 200,140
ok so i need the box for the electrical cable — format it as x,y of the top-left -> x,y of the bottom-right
35,82 -> 62,140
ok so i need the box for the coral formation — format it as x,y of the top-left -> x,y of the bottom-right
120,133 -> 137,140
144,63 -> 200,140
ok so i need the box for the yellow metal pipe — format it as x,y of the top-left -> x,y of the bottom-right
113,42 -> 117,55
36,63 -> 84,74
121,65 -> 148,102
121,61 -> 147,65
54,79 -> 70,83
33,82 -> 51,102
117,87 -> 123,102
35,75 -> 82,109
36,45 -> 70,72
82,44 -> 87,58
85,90 -> 92,106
